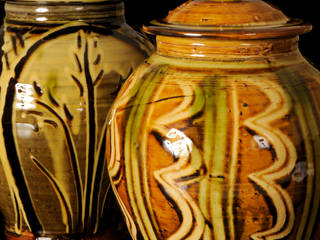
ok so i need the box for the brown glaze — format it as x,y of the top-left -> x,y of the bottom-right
165,0 -> 289,26
5,231 -> 35,240
143,0 -> 311,39
5,227 -> 129,240
107,1 -> 320,240
156,36 -> 299,59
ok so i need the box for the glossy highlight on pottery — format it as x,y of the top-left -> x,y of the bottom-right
106,0 -> 320,239
0,0 -> 152,239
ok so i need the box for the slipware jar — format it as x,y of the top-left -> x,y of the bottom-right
0,0 -> 153,239
106,0 -> 320,239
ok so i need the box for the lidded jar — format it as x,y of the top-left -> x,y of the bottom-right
0,0 -> 153,239
106,0 -> 320,239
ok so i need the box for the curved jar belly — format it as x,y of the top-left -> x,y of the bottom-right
106,36 -> 320,240
0,0 -> 153,239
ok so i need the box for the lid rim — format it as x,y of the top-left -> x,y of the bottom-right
143,20 -> 312,39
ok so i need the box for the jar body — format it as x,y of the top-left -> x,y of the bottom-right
0,1 -> 153,239
106,36 -> 320,240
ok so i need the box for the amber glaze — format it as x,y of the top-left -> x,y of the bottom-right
106,0 -> 320,239
144,0 -> 311,39
165,0 -> 289,26
0,0 -> 152,239
156,36 -> 299,59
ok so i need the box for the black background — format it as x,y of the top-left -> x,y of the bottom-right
0,0 -> 320,67
0,0 -> 319,239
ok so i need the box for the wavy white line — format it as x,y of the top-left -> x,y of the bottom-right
152,84 -> 206,240
243,79 -> 296,240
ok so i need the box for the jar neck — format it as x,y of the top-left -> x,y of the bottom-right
156,36 -> 301,61
5,0 -> 125,25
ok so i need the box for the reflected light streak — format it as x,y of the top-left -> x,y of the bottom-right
35,7 -> 48,13
36,17 -> 48,22
16,83 -> 36,110
184,33 -> 202,37
163,128 -> 193,158
16,123 -> 36,138
253,134 -> 270,149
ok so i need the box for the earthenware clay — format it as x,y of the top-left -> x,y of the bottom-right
106,0 -> 320,239
0,0 -> 153,239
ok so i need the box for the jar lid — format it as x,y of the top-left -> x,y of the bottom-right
143,0 -> 312,39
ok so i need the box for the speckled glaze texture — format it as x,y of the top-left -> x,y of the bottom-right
0,0 -> 153,239
106,1 -> 320,239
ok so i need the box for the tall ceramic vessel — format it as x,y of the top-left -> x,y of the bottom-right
0,0 -> 153,239
106,0 -> 320,239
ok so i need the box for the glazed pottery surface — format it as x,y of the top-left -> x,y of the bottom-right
0,0 -> 152,239
106,0 -> 320,239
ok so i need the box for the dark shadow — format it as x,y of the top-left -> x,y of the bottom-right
99,190 -> 131,240
0,211 -> 5,240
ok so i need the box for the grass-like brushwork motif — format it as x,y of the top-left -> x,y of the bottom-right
0,22 -> 144,236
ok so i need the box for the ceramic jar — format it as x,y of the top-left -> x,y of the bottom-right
0,0 -> 153,239
106,0 -> 320,239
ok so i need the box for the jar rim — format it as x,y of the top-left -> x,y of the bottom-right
4,0 -> 125,25
5,0 -> 122,3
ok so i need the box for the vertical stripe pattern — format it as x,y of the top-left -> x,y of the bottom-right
107,63 -> 320,240
0,20 -> 150,237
